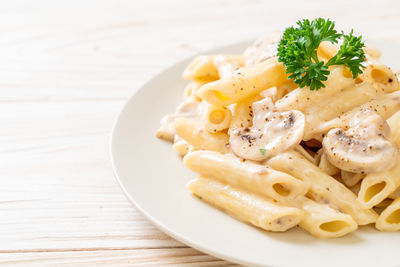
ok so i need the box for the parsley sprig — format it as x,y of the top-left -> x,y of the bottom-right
277,18 -> 366,90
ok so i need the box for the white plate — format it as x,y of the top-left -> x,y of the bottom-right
111,40 -> 400,267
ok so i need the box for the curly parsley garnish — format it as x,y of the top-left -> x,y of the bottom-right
277,18 -> 366,91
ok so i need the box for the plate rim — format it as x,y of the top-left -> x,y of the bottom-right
110,40 -> 261,267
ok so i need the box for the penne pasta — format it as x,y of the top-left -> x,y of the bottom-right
317,41 -> 339,61
312,90 -> 400,140
318,152 -> 340,176
182,56 -> 219,81
303,81 -> 396,140
197,57 -> 287,106
172,136 -> 194,157
184,150 -> 307,201
183,80 -> 211,101
213,55 -> 244,79
228,94 -> 261,135
376,197 -> 400,231
389,187 -> 400,199
357,111 -> 400,208
268,151 -> 378,225
276,66 -> 354,113
296,196 -> 358,238
357,160 -> 400,209
188,177 -> 303,232
341,170 -> 365,187
203,103 -> 232,133
174,118 -> 229,153
360,62 -> 399,92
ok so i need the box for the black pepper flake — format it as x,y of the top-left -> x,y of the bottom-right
283,113 -> 295,129
240,134 -> 256,143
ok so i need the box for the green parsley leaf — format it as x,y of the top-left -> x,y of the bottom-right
260,148 -> 267,156
277,18 -> 365,90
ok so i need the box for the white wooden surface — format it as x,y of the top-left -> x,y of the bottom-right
0,0 -> 399,265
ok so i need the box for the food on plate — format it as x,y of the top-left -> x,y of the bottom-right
156,18 -> 400,238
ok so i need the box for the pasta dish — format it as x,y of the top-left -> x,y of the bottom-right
156,19 -> 400,238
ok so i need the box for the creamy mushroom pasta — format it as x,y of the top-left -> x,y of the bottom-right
156,20 -> 400,238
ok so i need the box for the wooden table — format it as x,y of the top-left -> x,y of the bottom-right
1,0 -> 399,265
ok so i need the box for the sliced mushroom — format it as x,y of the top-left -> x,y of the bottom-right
230,97 -> 305,161
322,109 -> 398,174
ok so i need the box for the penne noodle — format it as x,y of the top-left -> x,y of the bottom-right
388,110 -> 400,147
197,57 -> 287,106
389,187 -> 400,199
296,196 -> 357,238
183,80 -> 211,101
364,46 -> 382,60
184,150 -> 307,201
156,114 -> 176,142
376,197 -> 400,231
357,111 -> 400,209
318,152 -> 340,176
313,90 -> 400,140
182,56 -> 219,81
360,62 -> 399,92
156,99 -> 203,142
349,182 -> 361,195
203,103 -> 232,133
268,151 -> 378,225
374,198 -> 393,213
174,118 -> 229,153
314,148 -> 323,165
317,41 -> 339,61
188,177 -> 303,232
172,136 -> 194,157
341,170 -> 365,187
213,55 -> 244,79
357,160 -> 400,209
276,66 -> 354,113
228,94 -> 261,135
303,81 -> 396,140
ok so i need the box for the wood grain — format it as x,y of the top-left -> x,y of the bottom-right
1,0 -> 399,265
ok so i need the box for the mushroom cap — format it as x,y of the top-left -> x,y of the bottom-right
322,110 -> 398,174
230,98 -> 305,161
